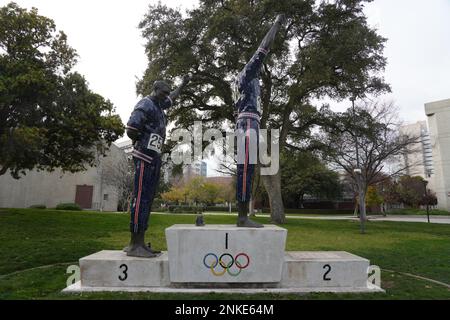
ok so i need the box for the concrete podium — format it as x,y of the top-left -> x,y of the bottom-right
166,225 -> 286,283
64,225 -> 383,294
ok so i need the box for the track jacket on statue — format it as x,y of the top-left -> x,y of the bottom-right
126,95 -> 172,162
126,95 -> 172,233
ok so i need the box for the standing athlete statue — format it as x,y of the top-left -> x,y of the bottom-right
233,14 -> 286,228
125,76 -> 191,258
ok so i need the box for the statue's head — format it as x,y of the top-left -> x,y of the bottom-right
152,80 -> 171,105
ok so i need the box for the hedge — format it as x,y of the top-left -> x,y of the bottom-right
55,203 -> 82,211
153,205 -> 237,214
261,208 -> 353,215
29,204 -> 46,209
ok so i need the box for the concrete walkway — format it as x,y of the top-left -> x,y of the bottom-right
151,212 -> 450,224
285,214 -> 450,224
287,214 -> 450,224
364,215 -> 450,224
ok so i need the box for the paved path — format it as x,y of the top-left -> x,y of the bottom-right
286,214 -> 450,224
365,215 -> 450,224
151,212 -> 450,224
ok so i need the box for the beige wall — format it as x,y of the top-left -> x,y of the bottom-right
0,143 -> 126,211
425,98 -> 450,212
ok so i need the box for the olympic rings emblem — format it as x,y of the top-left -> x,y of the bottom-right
203,253 -> 250,276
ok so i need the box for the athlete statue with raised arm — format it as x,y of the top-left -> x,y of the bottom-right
233,14 -> 286,228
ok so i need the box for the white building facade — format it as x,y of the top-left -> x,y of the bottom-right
399,121 -> 434,179
425,98 -> 450,212
0,143 -> 126,211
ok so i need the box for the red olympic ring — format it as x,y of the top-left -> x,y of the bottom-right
234,253 -> 250,269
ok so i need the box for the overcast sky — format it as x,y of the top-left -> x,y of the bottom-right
3,0 -> 450,174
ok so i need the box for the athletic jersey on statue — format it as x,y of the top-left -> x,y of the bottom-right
126,96 -> 172,162
232,47 -> 268,116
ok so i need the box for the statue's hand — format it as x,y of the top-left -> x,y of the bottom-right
182,74 -> 192,85
275,14 -> 286,26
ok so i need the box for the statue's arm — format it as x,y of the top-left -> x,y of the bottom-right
167,75 -> 192,105
243,14 -> 286,80
126,100 -> 149,142
258,14 -> 286,54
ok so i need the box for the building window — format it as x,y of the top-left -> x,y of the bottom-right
103,194 -> 109,201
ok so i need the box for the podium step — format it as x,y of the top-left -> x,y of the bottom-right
281,251 -> 370,289
70,250 -> 382,293
80,250 -> 170,287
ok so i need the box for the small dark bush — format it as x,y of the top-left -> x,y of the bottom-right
262,208 -> 353,215
205,206 -> 237,212
55,203 -> 82,211
29,204 -> 46,209
30,204 -> 47,209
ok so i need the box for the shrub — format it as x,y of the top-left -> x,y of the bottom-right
55,203 -> 82,211
29,204 -> 46,209
204,206 -> 237,212
262,208 -> 353,215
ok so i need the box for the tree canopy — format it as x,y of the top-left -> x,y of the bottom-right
0,2 -> 124,178
280,149 -> 341,208
137,0 -> 390,222
161,176 -> 226,205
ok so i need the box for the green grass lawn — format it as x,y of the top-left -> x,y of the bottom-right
386,208 -> 450,216
0,208 -> 449,300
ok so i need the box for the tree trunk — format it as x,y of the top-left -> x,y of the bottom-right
261,171 -> 285,224
358,187 -> 367,234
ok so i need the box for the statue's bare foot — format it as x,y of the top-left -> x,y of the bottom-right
126,245 -> 159,258
237,218 -> 264,228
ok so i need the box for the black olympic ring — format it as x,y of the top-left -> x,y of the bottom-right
203,253 -> 250,277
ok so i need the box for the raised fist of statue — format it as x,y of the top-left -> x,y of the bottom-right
275,14 -> 286,26
182,74 -> 192,85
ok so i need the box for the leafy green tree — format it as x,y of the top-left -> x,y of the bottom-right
0,2 -> 124,178
163,176 -> 223,205
202,182 -> 222,205
281,150 -> 341,208
366,185 -> 383,213
397,175 -> 427,208
379,177 -> 401,212
138,0 -> 389,223
161,185 -> 187,204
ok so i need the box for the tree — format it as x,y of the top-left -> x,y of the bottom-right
281,150 -> 341,208
137,0 -> 390,223
186,176 -> 222,205
162,176 -> 225,205
378,177 -> 401,214
397,175 -> 428,209
161,185 -> 187,204
0,2 -> 124,178
100,155 -> 134,213
365,185 -> 383,213
321,101 -> 419,233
